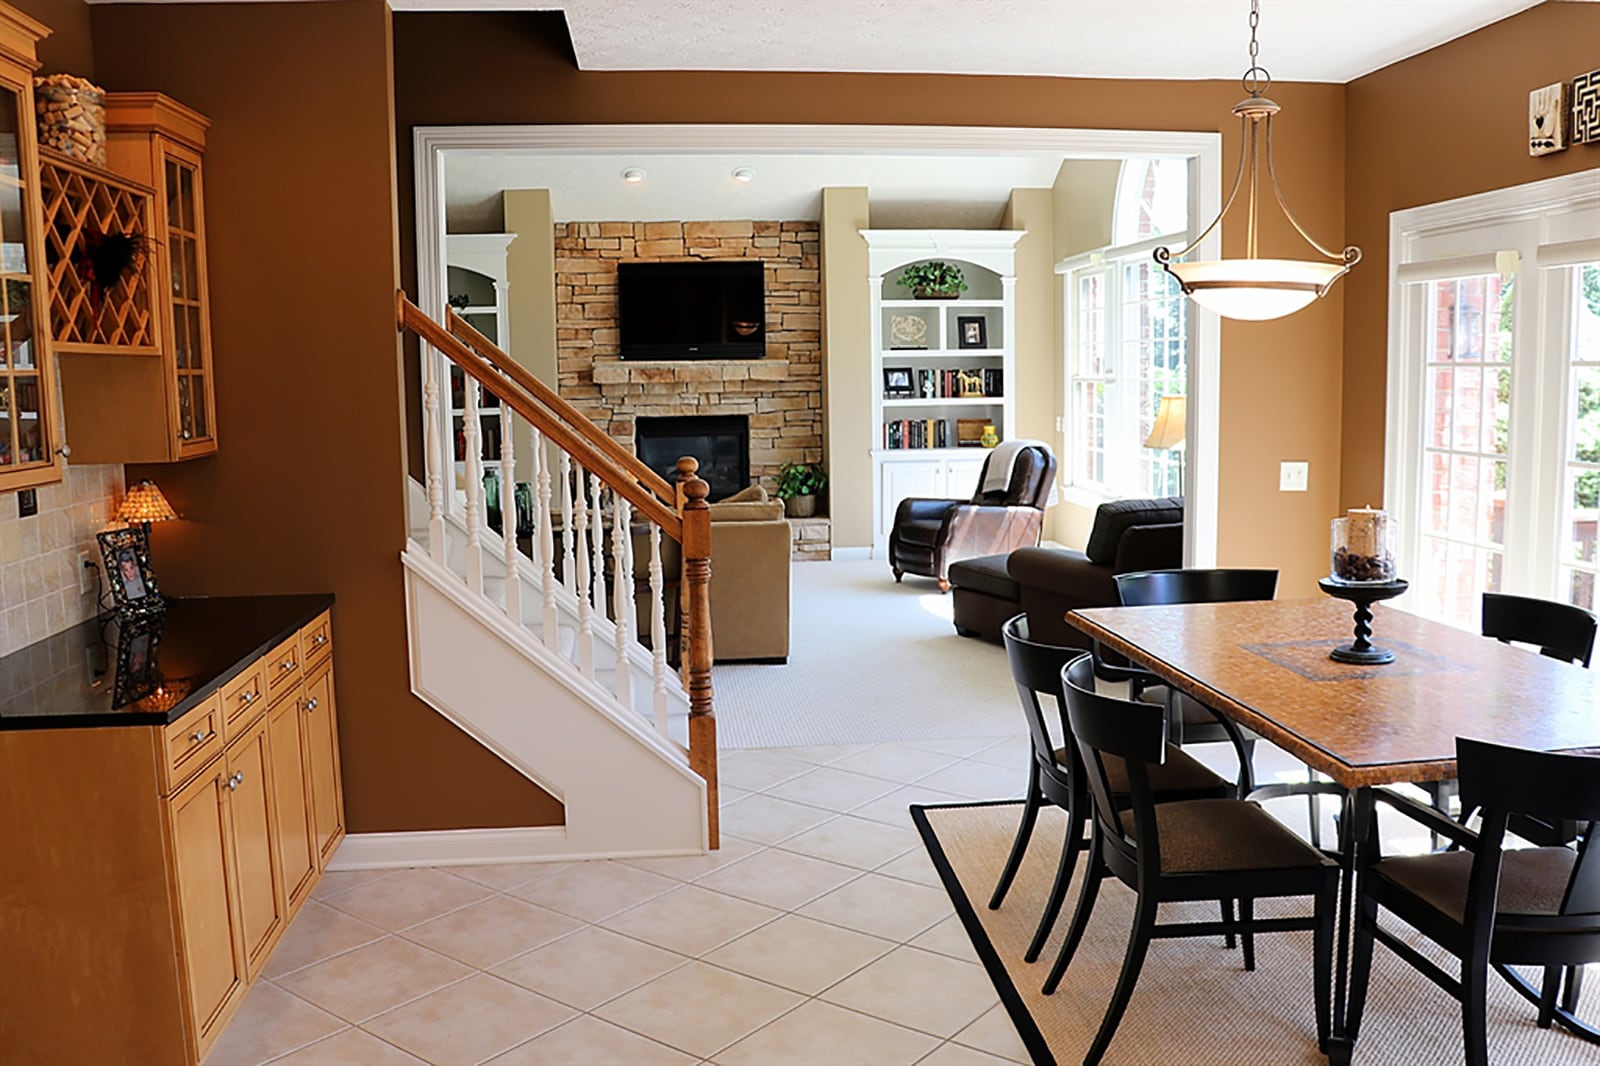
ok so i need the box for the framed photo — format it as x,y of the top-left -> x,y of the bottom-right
882,366 -> 915,398
97,527 -> 164,616
111,614 -> 166,707
957,315 -> 988,349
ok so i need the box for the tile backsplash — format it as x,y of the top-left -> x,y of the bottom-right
0,464 -> 124,656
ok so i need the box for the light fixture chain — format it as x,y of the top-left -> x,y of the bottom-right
1242,0 -> 1271,97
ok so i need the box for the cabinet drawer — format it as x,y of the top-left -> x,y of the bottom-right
163,693 -> 223,794
220,664 -> 267,737
265,634 -> 301,703
300,612 -> 331,669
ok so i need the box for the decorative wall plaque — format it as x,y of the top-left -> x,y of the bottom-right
1573,68 -> 1600,145
1529,81 -> 1569,156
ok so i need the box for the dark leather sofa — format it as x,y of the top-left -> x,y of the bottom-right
1007,496 -> 1184,650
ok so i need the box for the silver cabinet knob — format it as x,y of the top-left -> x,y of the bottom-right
239,690 -> 256,705
304,697 -> 320,713
281,659 -> 295,671
312,634 -> 328,647
225,771 -> 243,791
189,728 -> 211,744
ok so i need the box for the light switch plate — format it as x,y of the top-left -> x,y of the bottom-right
1280,461 -> 1309,492
78,551 -> 97,594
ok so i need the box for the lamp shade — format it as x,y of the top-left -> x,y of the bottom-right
1144,395 -> 1187,450
117,479 -> 176,526
1164,258 -> 1346,322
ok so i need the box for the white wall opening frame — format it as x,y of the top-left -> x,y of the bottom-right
413,124 -> 1222,565
1385,168 -> 1600,623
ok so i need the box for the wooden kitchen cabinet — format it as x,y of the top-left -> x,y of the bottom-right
301,656 -> 346,867
167,757 -> 246,1051
268,690 -> 318,913
54,92 -> 217,463
228,709 -> 284,980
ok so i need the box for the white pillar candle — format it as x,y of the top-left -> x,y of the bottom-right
1346,507 -> 1386,559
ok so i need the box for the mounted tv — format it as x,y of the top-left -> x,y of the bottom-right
617,260 -> 765,360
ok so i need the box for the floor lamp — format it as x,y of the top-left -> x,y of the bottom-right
1144,395 -> 1186,500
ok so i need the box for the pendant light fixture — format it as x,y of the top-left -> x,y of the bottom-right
1155,0 -> 1359,321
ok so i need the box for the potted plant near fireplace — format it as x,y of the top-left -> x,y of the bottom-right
895,260 -> 967,299
776,461 -> 826,518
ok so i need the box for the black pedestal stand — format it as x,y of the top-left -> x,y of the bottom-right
1317,578 -> 1408,664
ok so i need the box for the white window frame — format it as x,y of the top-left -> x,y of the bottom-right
1386,168 -> 1600,621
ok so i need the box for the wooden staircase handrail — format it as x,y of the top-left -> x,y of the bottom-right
399,293 -> 682,537
445,309 -> 677,509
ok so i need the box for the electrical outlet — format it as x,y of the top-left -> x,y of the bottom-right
1280,461 -> 1309,492
78,551 -> 97,594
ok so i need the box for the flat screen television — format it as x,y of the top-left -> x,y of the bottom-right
617,260 -> 765,360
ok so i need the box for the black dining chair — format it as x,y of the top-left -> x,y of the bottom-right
1347,739 -> 1600,1066
1112,569 -> 1279,798
989,615 -> 1233,964
1046,653 -> 1339,1066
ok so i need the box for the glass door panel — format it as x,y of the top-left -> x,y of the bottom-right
1561,264 -> 1600,609
1415,274 -> 1512,628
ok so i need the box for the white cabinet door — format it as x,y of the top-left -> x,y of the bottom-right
944,455 -> 989,499
880,459 -> 946,539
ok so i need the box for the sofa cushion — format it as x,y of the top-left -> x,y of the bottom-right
896,517 -> 944,549
948,554 -> 1020,601
721,484 -> 768,503
710,500 -> 785,522
1085,497 -> 1184,565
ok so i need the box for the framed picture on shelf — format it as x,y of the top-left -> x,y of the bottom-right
883,366 -> 915,398
956,315 -> 988,349
918,368 -> 937,398
96,527 -> 163,617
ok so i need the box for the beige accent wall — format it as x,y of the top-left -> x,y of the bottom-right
504,189 -> 557,388
819,188 -> 871,550
1000,187 -> 1057,458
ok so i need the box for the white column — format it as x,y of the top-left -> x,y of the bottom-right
499,400 -> 520,623
422,345 -> 446,564
463,375 -> 485,595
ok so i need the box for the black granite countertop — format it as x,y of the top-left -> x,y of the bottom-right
0,595 -> 334,731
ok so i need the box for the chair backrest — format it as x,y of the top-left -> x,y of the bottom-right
1455,738 -> 1600,925
1115,568 -> 1279,607
1481,592 -> 1597,667
1001,614 -> 1081,774
972,445 -> 1056,509
1062,653 -> 1167,863
1084,497 -> 1184,566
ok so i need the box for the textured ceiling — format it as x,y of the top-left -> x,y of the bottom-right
386,0 -> 1543,83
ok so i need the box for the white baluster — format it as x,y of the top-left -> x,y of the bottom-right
558,452 -> 575,596
422,345 -> 446,563
535,429 -> 559,648
498,396 -> 520,624
588,472 -> 606,639
648,525 -> 669,733
462,375 -> 485,595
611,495 -> 633,713
572,460 -> 595,677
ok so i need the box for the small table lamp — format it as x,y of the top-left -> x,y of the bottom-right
1144,395 -> 1187,498
117,478 -> 177,540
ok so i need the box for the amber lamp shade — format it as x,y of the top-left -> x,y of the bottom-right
117,478 -> 177,530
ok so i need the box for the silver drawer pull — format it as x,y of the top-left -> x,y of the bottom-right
239,690 -> 257,705
225,770 -> 244,791
312,633 -> 328,647
189,728 -> 211,744
304,697 -> 320,713
281,659 -> 296,671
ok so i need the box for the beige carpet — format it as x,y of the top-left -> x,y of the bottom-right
913,801 -> 1599,1066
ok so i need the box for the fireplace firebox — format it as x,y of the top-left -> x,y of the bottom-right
635,415 -> 750,502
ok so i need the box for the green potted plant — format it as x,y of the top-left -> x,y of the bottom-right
775,461 -> 826,518
895,260 -> 967,299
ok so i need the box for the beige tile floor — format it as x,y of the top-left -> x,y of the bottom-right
204,738 -> 1039,1066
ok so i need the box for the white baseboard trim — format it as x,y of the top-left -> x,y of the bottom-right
830,546 -> 872,561
328,827 -> 706,870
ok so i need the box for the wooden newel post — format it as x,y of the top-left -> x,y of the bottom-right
678,461 -> 718,849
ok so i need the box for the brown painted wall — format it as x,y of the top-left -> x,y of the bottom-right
394,12 -> 1349,593
1341,1 -> 1600,509
86,1 -> 562,832
24,0 -> 92,77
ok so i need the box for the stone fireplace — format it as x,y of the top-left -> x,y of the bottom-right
554,220 -> 822,494
635,414 -> 750,502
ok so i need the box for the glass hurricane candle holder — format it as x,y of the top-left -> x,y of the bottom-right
1330,510 -> 1397,584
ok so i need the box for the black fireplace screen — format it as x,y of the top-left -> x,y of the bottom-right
635,415 -> 750,502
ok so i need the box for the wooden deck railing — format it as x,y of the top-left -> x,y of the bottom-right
398,292 -> 718,846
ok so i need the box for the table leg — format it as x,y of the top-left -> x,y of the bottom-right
1323,785 -> 1375,1066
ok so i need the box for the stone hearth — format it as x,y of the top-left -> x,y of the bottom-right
554,220 -> 822,493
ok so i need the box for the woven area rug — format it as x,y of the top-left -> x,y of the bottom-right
913,801 -> 1599,1066
715,559 -> 1019,748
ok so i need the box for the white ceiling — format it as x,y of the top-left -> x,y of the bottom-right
446,150 -> 1086,230
389,0 -> 1545,84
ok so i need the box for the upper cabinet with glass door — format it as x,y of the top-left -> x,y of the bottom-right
57,93 -> 215,462
0,7 -> 60,493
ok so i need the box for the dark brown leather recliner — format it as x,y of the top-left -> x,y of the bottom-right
889,444 -> 1057,592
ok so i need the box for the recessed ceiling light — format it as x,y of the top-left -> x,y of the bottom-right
731,166 -> 755,184
621,167 -> 645,184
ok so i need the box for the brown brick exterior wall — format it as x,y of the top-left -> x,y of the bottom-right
554,220 -> 823,493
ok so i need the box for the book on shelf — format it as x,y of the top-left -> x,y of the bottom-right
883,418 -> 950,450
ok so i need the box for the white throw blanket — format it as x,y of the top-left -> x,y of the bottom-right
979,438 -> 1053,501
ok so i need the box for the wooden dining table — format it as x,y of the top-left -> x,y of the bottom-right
1067,596 -> 1600,1066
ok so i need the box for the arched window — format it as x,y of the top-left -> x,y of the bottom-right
1112,157 -> 1188,245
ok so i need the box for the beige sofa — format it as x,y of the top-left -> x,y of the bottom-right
636,486 -> 792,663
